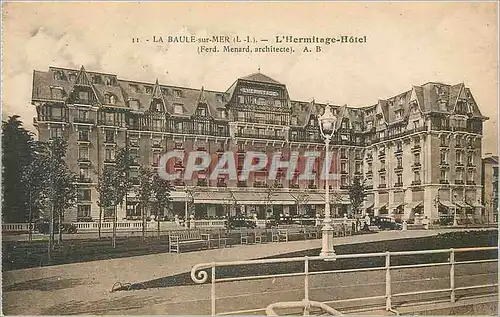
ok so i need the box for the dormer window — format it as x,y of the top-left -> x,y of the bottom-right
378,117 -> 384,125
274,100 -> 282,107
129,84 -> 140,93
218,109 -> 227,118
395,110 -> 402,120
78,91 -> 90,102
238,95 -> 245,104
50,87 -> 64,99
68,73 -> 77,82
145,86 -> 153,94
92,76 -> 102,85
173,103 -> 183,114
173,89 -> 182,98
53,71 -> 64,81
309,117 -> 316,126
155,102 -> 162,112
196,107 -> 206,116
105,94 -> 116,104
104,77 -> 115,86
161,88 -> 168,95
216,94 -> 224,103
291,116 -> 298,125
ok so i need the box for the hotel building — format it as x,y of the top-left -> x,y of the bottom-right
31,66 -> 488,224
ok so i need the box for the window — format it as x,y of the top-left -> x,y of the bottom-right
341,162 -> 347,173
50,88 -> 63,99
396,141 -> 402,151
340,148 -> 346,158
413,120 -> 419,129
440,135 -> 447,146
152,119 -> 162,131
174,104 -> 183,114
395,110 -> 402,120
256,97 -> 267,106
467,170 -> 475,182
355,162 -> 361,173
238,95 -> 245,104
173,89 -> 182,98
154,102 -> 162,112
217,125 -> 225,135
129,84 -> 140,93
104,112 -> 114,125
379,131 -> 384,138
77,205 -> 91,218
368,162 -> 373,171
78,91 -> 90,102
380,158 -> 386,168
414,170 -> 421,182
145,86 -> 153,94
341,176 -> 348,186
104,77 -> 115,86
78,189 -> 92,201
440,169 -> 448,181
456,151 -> 463,164
218,109 -> 227,118
79,146 -> 89,160
309,117 -> 316,126
51,107 -> 63,119
274,99 -> 282,107
397,157 -> 402,167
68,73 -> 77,82
79,167 -> 90,180
78,130 -> 89,141
196,107 -> 206,116
176,122 -> 183,130
105,130 -> 115,143
152,152 -> 161,167
457,170 -> 463,181
50,127 -> 62,139
467,154 -> 474,165
396,174 -> 403,184
440,151 -> 447,163
340,134 -> 349,141
92,76 -> 102,85
380,174 -> 386,184
53,71 -> 63,81
366,121 -> 373,129
414,153 -> 420,164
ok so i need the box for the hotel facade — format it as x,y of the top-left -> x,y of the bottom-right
31,66 -> 488,224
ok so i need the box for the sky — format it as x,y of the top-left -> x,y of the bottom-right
2,2 -> 498,155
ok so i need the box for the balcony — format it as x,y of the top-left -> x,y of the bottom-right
129,141 -> 139,148
130,178 -> 140,185
439,143 -> 449,148
366,170 -> 373,176
411,144 -> 421,152
341,170 -> 348,175
439,161 -> 449,167
378,168 -> 386,173
455,180 -> 465,185
73,118 -> 95,125
173,180 -> 185,187
37,115 -> 68,123
340,184 -> 350,190
378,151 -> 386,158
217,182 -> 227,188
365,184 -> 373,189
394,182 -> 403,188
236,131 -> 286,141
289,183 -> 299,189
378,184 -> 387,189
103,139 -> 116,145
467,163 -> 476,168
253,182 -> 268,188
439,180 -> 449,184
340,154 -> 348,159
197,180 -> 208,187
237,181 -> 247,188
412,163 -> 422,169
394,166 -> 403,172
455,162 -> 464,168
77,158 -> 91,164
78,177 -> 92,183
130,160 -> 140,167
411,180 -> 422,186
466,181 -> 476,185
308,184 -> 317,189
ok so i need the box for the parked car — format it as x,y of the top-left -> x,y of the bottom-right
227,217 -> 257,229
371,216 -> 402,230
36,222 -> 78,234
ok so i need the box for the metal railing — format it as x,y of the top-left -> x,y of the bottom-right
190,246 -> 498,316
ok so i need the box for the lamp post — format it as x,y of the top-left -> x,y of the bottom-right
452,193 -> 458,227
318,104 -> 337,258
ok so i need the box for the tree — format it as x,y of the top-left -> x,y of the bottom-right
184,186 -> 199,227
152,173 -> 173,238
2,115 -> 35,223
96,166 -> 117,239
265,183 -> 280,221
349,176 -> 367,218
136,167 -> 154,241
293,192 -> 310,225
112,148 -> 134,247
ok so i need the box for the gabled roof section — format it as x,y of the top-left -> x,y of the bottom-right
74,66 -> 93,86
196,86 -> 213,117
148,79 -> 169,113
240,72 -> 282,85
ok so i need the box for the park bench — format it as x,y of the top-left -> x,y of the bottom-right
240,229 -> 266,244
271,228 -> 288,242
302,227 -> 319,240
207,228 -> 229,248
168,229 -> 210,253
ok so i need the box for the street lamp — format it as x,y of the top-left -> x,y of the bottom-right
452,193 -> 458,227
318,104 -> 337,258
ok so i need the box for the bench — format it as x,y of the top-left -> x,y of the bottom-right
168,229 -> 210,253
272,229 -> 288,242
240,229 -> 266,244
206,228 -> 229,248
301,227 -> 319,240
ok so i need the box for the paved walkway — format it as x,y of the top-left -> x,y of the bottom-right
2,228 -> 495,315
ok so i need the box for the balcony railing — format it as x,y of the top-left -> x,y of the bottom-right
370,125 -> 428,144
78,177 -> 92,183
253,182 -> 268,188
216,182 -> 227,188
378,184 -> 387,188
236,132 -> 286,141
455,180 -> 465,185
440,179 -> 449,184
394,182 -> 403,187
467,181 -> 476,185
37,116 -> 68,123
411,180 -> 422,186
74,118 -> 95,125
289,184 -> 299,189
308,184 -> 317,189
237,181 -> 247,187
394,166 -> 403,172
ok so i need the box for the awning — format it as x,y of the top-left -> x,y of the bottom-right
362,201 -> 374,210
374,202 -> 388,209
439,200 -> 455,208
470,202 -> 485,208
389,202 -> 405,209
407,201 -> 423,209
194,192 -> 233,204
170,190 -> 188,202
307,193 -> 328,204
231,192 -> 296,205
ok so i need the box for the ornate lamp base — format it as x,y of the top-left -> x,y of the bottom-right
319,222 -> 336,260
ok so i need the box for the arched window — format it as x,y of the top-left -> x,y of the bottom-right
110,95 -> 116,104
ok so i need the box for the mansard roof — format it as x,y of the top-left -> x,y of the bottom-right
32,66 -> 488,124
239,72 -> 283,85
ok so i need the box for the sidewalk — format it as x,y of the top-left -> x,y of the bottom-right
1,228 -> 496,315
